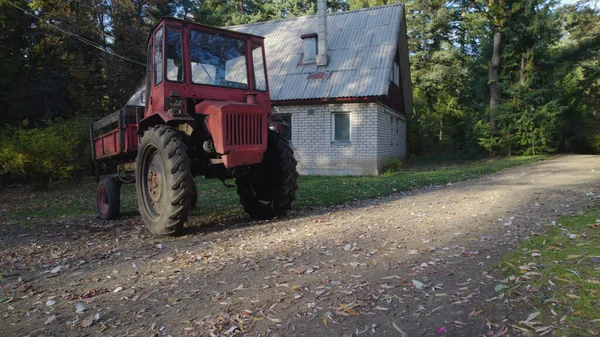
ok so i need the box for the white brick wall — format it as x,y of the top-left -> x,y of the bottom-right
376,104 -> 407,172
272,101 -> 406,175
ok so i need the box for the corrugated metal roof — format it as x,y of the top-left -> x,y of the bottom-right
126,84 -> 146,107
229,3 -> 405,101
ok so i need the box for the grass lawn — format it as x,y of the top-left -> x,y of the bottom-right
0,155 -> 546,223
496,203 -> 600,336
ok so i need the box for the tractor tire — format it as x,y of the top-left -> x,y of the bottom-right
136,125 -> 196,236
236,131 -> 298,220
97,177 -> 120,220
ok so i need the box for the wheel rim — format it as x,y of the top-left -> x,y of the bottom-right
98,186 -> 109,214
140,146 -> 165,219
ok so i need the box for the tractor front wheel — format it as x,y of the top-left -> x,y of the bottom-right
97,177 -> 120,220
136,125 -> 196,235
236,131 -> 298,220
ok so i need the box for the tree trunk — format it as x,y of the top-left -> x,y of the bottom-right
488,30 -> 502,131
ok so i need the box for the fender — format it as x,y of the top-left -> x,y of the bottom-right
137,111 -> 195,134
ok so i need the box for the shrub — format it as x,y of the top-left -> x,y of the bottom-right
0,118 -> 91,190
383,157 -> 404,175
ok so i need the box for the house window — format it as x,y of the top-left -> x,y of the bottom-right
280,114 -> 292,141
332,112 -> 350,142
391,115 -> 394,145
301,33 -> 318,64
389,62 -> 400,87
396,117 -> 400,145
390,50 -> 400,87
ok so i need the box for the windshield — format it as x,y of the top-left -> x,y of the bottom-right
189,30 -> 248,89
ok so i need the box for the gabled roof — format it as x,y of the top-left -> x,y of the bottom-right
229,3 -> 412,113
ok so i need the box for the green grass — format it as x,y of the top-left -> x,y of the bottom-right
496,204 -> 600,336
0,155 -> 546,223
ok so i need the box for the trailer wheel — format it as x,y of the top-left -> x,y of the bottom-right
97,178 -> 120,220
136,125 -> 195,236
236,131 -> 298,220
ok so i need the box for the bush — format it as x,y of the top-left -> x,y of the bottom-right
383,157 -> 404,174
0,118 -> 91,190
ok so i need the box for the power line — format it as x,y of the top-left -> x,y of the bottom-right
1,0 -> 146,67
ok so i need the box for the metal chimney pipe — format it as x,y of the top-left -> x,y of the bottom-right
316,0 -> 328,67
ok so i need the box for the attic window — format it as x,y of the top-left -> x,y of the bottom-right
390,50 -> 400,87
301,33 -> 318,64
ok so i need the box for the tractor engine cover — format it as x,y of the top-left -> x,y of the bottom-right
196,100 -> 267,168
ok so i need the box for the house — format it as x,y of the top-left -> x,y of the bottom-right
229,2 -> 412,175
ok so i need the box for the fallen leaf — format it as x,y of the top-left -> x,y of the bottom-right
339,304 -> 359,316
81,313 -> 97,327
392,322 -> 408,337
290,266 -> 308,274
45,315 -> 57,325
75,302 -> 87,313
525,311 -> 540,322
494,284 -> 506,292
412,279 -> 424,289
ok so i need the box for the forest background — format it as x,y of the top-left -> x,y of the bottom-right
0,0 -> 598,189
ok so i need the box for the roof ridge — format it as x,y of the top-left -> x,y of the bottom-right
227,3 -> 403,29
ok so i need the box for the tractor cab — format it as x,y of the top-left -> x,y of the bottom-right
142,18 -> 272,168
144,17 -> 270,117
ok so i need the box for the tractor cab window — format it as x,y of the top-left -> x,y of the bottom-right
166,27 -> 184,82
189,30 -> 248,89
252,43 -> 267,91
154,27 -> 163,86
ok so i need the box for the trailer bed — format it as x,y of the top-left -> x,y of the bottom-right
90,106 -> 144,161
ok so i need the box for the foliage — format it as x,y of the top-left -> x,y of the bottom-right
0,119 -> 91,190
383,157 -> 404,174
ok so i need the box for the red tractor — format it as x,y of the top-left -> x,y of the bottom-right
90,18 -> 298,235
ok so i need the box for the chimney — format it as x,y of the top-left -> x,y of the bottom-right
316,0 -> 328,67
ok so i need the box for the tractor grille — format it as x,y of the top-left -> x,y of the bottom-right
224,113 -> 264,147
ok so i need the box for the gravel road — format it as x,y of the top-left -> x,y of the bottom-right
1,155 -> 599,337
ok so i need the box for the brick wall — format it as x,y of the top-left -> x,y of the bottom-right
272,101 -> 406,175
376,105 -> 407,171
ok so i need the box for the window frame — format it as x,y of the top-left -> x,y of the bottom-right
188,29 -> 249,90
331,112 -> 351,143
165,26 -> 185,83
300,33 -> 318,65
153,26 -> 164,87
251,42 -> 268,92
279,113 -> 292,142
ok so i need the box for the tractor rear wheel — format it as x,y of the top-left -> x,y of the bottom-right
236,131 -> 298,220
97,177 -> 120,220
136,125 -> 196,235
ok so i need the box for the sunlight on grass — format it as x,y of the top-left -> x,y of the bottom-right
497,203 -> 600,336
2,155 -> 547,223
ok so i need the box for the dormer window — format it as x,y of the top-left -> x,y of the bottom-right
301,33 -> 318,64
390,49 -> 400,87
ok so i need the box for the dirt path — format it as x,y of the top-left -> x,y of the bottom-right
1,155 -> 599,337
